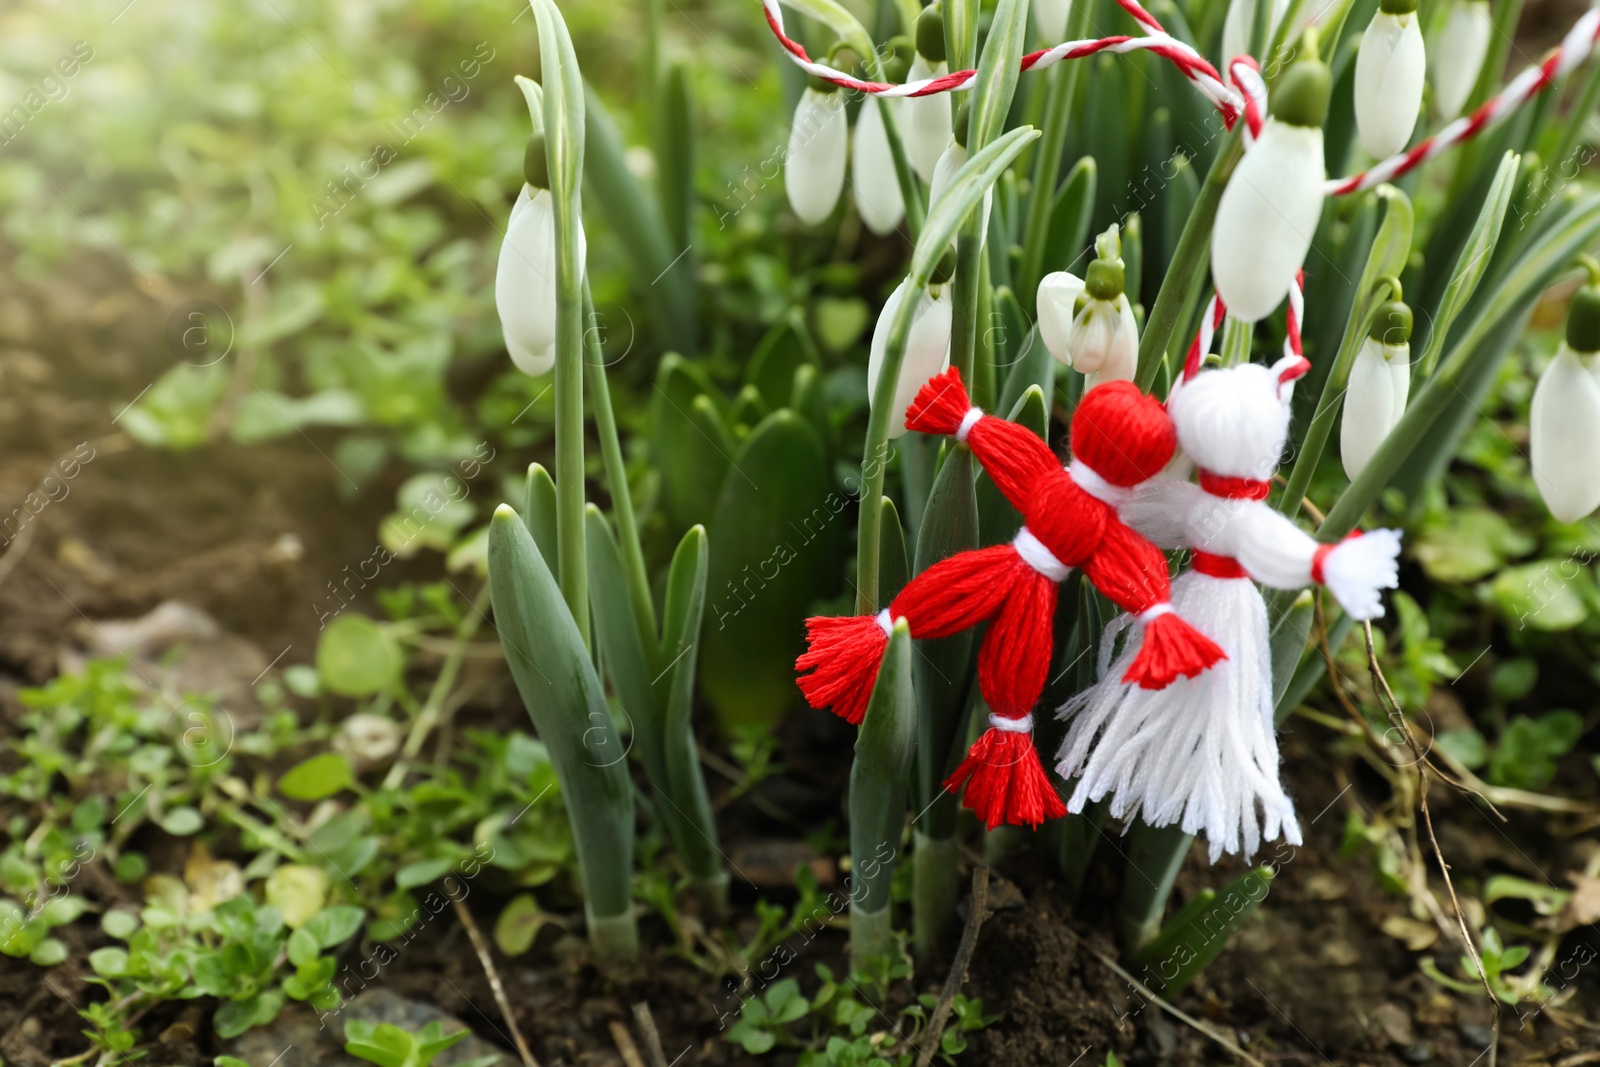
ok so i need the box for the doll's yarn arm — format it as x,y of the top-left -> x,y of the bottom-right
1227,505 -> 1401,620
1116,476 -> 1203,550
906,368 -> 1062,507
1083,519 -> 1227,688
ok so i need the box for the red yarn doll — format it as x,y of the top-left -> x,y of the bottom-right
796,368 -> 1227,829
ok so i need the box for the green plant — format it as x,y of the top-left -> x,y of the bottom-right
344,1019 -> 501,1067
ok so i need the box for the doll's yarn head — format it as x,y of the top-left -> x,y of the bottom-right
1071,380 -> 1177,488
1167,363 -> 1291,480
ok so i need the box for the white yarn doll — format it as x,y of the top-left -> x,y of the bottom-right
1056,354 -> 1402,861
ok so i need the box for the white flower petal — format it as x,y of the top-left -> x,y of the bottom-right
1340,337 -> 1411,479
1085,296 -> 1139,389
852,98 -> 905,235
495,187 -> 586,377
868,279 -> 953,438
1211,121 -> 1325,323
903,57 -> 953,184
1431,0 -> 1491,118
1221,0 -> 1288,65
1036,272 -> 1086,366
929,141 -> 992,244
1355,12 -> 1426,160
1033,0 -> 1071,42
786,88 -> 848,225
1531,345 -> 1600,522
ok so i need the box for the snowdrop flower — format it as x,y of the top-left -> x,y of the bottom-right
1039,227 -> 1138,386
1212,52 -> 1329,323
868,260 -> 955,438
1034,0 -> 1071,43
1432,0 -> 1492,118
786,79 -> 849,225
853,97 -> 906,235
928,105 -> 992,244
1036,271 -> 1085,366
1221,0 -> 1287,64
1355,0 -> 1425,159
904,7 -> 954,184
1531,281 -> 1600,522
496,133 -> 587,376
1340,299 -> 1412,480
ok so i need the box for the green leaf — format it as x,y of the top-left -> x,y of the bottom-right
101,909 -> 139,939
316,614 -> 402,698
522,463 -> 559,569
493,893 -> 555,957
303,905 -> 366,949
28,937 -> 67,967
1412,506 -> 1535,583
586,505 -> 661,773
278,753 -> 356,802
395,857 -> 456,889
1044,156 -> 1097,279
487,507 -> 636,952
1270,590 -> 1316,720
849,621 -> 915,923
584,83 -> 694,350
214,989 -> 285,1040
1489,562 -> 1588,632
878,496 -> 910,605
701,412 -> 842,732
89,946 -> 130,976
746,309 -> 821,410
657,62 -> 694,251
1436,727 -> 1488,768
913,127 -> 1041,287
1130,867 -> 1274,994
344,1019 -> 417,1067
288,927 -> 320,968
159,806 -> 204,836
656,524 -> 725,890
652,355 -> 733,531
963,0 -> 1030,155
1414,153 -> 1518,377
265,865 -> 329,927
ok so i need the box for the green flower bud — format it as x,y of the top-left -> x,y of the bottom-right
1567,287 -> 1600,353
1368,300 -> 1413,344
1272,54 -> 1332,129
523,133 -> 549,190
1085,259 -> 1125,301
915,5 -> 946,63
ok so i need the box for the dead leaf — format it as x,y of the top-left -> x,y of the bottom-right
1381,914 -> 1439,952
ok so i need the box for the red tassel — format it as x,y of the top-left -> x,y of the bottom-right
944,726 -> 1067,830
795,614 -> 888,725
905,367 -> 972,436
1121,613 -> 1227,689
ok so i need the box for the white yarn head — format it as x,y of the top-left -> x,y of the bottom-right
1167,362 -> 1290,480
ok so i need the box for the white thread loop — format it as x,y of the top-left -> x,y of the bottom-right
875,609 -> 894,636
1069,459 -> 1130,508
1138,603 -> 1174,624
1014,527 -> 1071,582
956,407 -> 983,442
989,712 -> 1034,733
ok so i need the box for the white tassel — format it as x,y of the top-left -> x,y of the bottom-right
1319,529 -> 1402,621
1058,572 -> 1302,862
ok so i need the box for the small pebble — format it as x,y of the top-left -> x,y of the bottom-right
1459,1022 -> 1494,1046
1402,1042 -> 1433,1063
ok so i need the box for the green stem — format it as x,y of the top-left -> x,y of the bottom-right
1116,822 -> 1192,954
878,96 -> 926,241
1552,55 -> 1600,170
1018,0 -> 1094,308
1135,127 -> 1245,391
555,250 -> 588,646
855,285 -> 924,612
583,282 -> 658,655
383,582 -> 492,789
951,230 -> 983,384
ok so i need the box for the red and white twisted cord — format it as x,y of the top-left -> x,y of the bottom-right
1178,273 -> 1307,386
1329,5 -> 1600,194
759,0 -> 1241,120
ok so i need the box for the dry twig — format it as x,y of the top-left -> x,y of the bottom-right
609,1020 -> 648,1067
631,1002 -> 671,1067
917,866 -> 990,1066
451,895 -> 542,1067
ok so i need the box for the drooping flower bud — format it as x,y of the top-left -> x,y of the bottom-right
1036,270 -> 1086,366
1056,226 -> 1138,387
786,76 -> 848,225
1033,0 -> 1071,43
497,131 -> 588,377
1212,48 -> 1329,323
904,6 -> 953,184
1431,0 -> 1492,118
1340,298 -> 1412,479
1355,0 -> 1425,159
1221,0 -> 1287,65
1531,281 -> 1600,522
868,260 -> 955,438
853,97 -> 906,235
929,102 -> 991,242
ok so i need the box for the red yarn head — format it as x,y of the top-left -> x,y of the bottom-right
1069,380 -> 1176,488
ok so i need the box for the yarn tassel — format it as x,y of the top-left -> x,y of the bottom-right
796,613 -> 890,726
1121,611 -> 1227,689
905,366 -> 973,435
944,723 -> 1066,830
